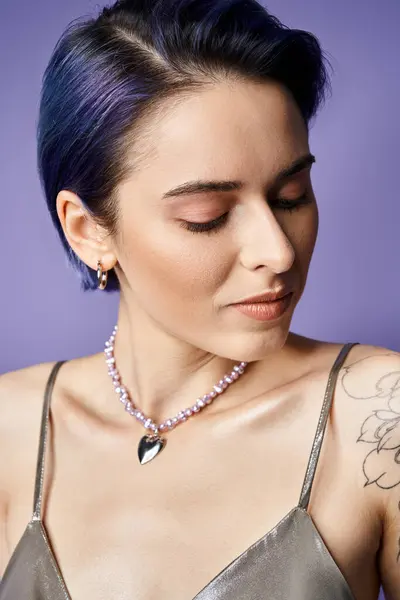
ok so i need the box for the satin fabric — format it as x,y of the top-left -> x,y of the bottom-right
0,343 -> 359,599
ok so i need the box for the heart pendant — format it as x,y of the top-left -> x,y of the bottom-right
138,435 -> 166,465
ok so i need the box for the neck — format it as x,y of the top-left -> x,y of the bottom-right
102,295 -> 297,424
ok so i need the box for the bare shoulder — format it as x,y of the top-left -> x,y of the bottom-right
327,340 -> 400,441
302,337 -> 400,402
337,343 -> 400,595
0,361 -> 60,484
334,342 -> 400,516
339,340 -> 400,384
0,362 -> 62,573
340,340 -> 400,477
0,361 -> 59,424
299,337 -> 400,493
0,360 -> 58,388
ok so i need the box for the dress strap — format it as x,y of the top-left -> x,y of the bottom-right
298,342 -> 359,510
32,360 -> 67,521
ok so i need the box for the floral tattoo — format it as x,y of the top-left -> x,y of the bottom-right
340,353 -> 400,560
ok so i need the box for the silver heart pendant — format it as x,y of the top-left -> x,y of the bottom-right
138,435 -> 166,465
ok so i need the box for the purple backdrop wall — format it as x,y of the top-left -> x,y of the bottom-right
1,1 -> 398,598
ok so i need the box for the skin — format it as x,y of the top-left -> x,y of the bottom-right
0,77 -> 399,599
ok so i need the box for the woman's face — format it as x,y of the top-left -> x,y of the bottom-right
113,77 -> 319,361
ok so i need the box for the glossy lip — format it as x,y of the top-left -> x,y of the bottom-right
232,288 -> 293,305
232,293 -> 293,322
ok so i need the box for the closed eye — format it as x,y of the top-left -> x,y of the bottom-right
180,193 -> 311,234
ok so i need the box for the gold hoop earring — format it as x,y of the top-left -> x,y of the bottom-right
97,260 -> 108,290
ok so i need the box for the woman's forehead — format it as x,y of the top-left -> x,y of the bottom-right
125,79 -> 308,178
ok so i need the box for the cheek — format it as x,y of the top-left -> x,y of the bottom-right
118,222 -> 232,311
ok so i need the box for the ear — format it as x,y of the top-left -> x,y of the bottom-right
56,190 -> 117,271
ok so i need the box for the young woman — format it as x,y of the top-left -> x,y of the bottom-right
0,1 -> 399,598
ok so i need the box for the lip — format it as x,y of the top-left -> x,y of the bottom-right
232,293 -> 294,322
232,288 -> 293,305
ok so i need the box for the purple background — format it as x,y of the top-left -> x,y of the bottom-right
1,1 -> 398,597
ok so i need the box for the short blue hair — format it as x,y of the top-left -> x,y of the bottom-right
37,0 -> 332,292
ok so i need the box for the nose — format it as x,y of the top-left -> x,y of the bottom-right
238,203 -> 295,273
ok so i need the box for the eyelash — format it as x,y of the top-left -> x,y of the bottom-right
180,194 -> 310,234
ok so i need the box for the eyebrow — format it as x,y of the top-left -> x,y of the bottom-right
162,153 -> 316,200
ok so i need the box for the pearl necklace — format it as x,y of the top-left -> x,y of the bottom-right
104,324 -> 248,464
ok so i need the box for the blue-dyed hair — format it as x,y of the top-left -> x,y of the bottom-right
37,0 -> 333,292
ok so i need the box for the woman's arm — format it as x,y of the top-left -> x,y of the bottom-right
379,451 -> 400,600
363,353 -> 400,600
380,492 -> 400,600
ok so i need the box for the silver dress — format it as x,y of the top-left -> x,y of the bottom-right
0,343 -> 359,599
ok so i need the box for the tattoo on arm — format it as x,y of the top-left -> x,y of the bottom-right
340,353 -> 400,560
